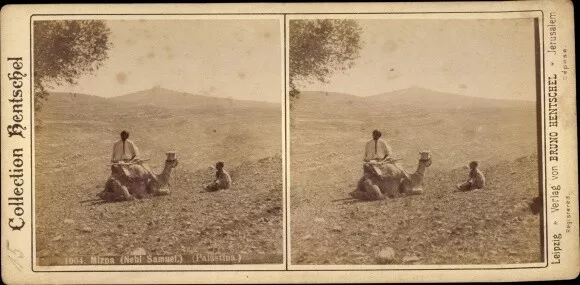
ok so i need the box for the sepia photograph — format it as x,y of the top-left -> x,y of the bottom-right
32,17 -> 285,266
1,2 -> 578,283
289,16 -> 544,265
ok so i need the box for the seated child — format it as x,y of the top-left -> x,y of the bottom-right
456,161 -> 486,190
203,161 -> 232,192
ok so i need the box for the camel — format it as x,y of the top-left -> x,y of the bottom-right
98,152 -> 178,201
350,151 -> 432,201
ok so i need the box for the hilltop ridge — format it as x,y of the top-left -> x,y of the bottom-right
292,87 -> 535,118
112,86 -> 278,110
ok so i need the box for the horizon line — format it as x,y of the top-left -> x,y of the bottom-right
48,86 -> 282,104
300,86 -> 537,102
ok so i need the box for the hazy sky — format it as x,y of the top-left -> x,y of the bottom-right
299,18 -> 536,101
50,19 -> 282,103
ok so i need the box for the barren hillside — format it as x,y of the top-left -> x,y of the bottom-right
290,88 -> 541,264
35,90 -> 283,264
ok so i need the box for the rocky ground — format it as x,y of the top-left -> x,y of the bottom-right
291,155 -> 541,265
34,92 -> 284,265
289,90 -> 542,265
36,156 -> 283,264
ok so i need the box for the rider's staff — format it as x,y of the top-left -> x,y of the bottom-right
107,158 -> 150,166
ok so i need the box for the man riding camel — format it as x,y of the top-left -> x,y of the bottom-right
97,131 -> 156,201
110,130 -> 155,180
363,130 -> 393,175
111,130 -> 140,164
355,129 -> 410,197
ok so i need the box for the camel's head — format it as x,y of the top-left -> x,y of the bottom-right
165,151 -> 178,168
418,151 -> 432,167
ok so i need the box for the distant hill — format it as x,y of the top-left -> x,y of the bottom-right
44,92 -> 110,106
39,92 -> 126,120
112,87 -> 278,110
38,92 -> 170,123
292,87 -> 535,118
291,91 -> 369,118
294,91 -> 361,104
366,87 -> 534,110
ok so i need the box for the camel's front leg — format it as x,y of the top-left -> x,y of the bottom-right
155,187 -> 170,196
97,178 -> 116,200
111,179 -> 135,201
356,175 -> 367,192
409,185 -> 424,195
147,180 -> 170,196
363,179 -> 385,200
379,179 -> 400,198
131,181 -> 148,199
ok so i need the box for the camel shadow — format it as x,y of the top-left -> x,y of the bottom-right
340,199 -> 370,205
331,196 -> 372,205
454,188 -> 483,194
80,197 -> 128,206
330,197 -> 353,202
80,198 -> 101,203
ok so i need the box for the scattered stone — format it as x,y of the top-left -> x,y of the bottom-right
64,219 -> 74,224
314,218 -> 325,223
402,255 -> 421,263
81,226 -> 92,233
156,237 -> 161,242
122,233 -> 129,237
508,250 -> 518,256
302,235 -> 312,240
371,232 -> 379,236
147,221 -> 153,226
332,226 -> 342,232
490,250 -> 498,255
52,235 -> 63,242
377,247 -> 396,264
130,248 -> 147,255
